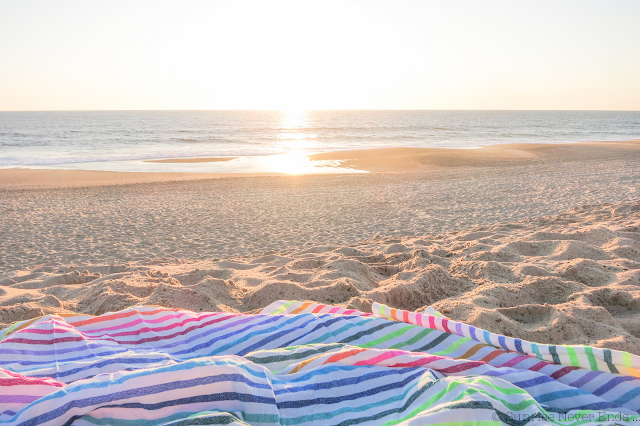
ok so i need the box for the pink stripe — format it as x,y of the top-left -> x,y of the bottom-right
2,313 -> 240,346
13,327 -> 72,335
389,355 -> 445,368
87,313 -> 227,338
354,350 -> 405,366
328,307 -> 341,314
442,318 -> 451,334
14,312 -> 228,340
0,377 -> 64,387
429,316 -> 436,330
81,311 -> 192,334
416,313 -> 424,327
499,355 -> 532,369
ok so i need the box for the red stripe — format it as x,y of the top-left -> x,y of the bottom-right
529,361 -> 551,372
438,361 -> 486,374
550,366 -> 580,380
479,349 -> 504,364
2,336 -> 85,345
402,310 -> 410,323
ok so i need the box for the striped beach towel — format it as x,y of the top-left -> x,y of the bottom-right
1,301 -> 639,425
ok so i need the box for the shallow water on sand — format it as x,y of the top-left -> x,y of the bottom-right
1,110 -> 639,172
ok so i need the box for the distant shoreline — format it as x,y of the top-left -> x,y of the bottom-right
1,139 -> 639,189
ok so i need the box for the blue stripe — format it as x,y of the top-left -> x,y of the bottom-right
535,388 -> 592,404
273,366 -> 422,395
208,315 -> 311,356
17,375 -> 276,426
237,316 -> 321,356
514,339 -> 523,354
276,370 -> 424,408
512,375 -> 555,388
20,358 -> 270,407
498,335 -> 508,351
593,375 -> 635,396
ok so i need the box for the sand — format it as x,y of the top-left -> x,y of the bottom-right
310,139 -> 640,171
2,141 -> 640,352
0,168 -> 282,189
1,200 -> 639,354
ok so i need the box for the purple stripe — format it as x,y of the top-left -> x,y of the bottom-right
568,370 -> 602,388
455,322 -> 463,336
0,395 -> 40,403
469,326 -> 478,341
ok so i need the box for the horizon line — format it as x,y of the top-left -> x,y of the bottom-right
1,109 -> 640,113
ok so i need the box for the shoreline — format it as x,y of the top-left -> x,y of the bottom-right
2,139 -> 640,189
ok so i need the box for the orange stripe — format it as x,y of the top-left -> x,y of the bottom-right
390,308 -> 398,320
290,302 -> 313,315
324,348 -> 368,364
454,343 -> 488,360
3,316 -> 44,337
289,354 -> 324,374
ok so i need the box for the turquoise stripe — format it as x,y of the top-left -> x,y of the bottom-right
307,318 -> 374,344
482,330 -> 492,346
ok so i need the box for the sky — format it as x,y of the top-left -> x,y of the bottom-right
1,0 -> 639,111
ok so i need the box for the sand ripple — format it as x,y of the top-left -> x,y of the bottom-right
2,199 -> 640,354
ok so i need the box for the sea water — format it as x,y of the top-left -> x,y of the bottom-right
1,110 -> 639,173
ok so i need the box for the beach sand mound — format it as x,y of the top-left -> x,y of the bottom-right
2,199 -> 640,354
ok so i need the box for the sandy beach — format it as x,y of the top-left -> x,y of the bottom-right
2,141 -> 640,353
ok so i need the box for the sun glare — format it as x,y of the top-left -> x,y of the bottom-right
265,150 -> 311,175
278,109 -> 317,149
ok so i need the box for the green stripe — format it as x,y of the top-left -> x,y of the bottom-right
0,321 -> 20,340
271,301 -> 295,315
584,346 -> 598,371
565,346 -> 580,367
380,378 -> 530,426
358,325 -> 414,348
389,328 -> 435,350
379,303 -> 387,317
425,422 -> 499,426
432,336 -> 472,357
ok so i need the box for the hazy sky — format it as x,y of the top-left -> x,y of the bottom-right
1,0 -> 639,111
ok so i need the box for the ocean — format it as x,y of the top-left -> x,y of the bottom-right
1,110 -> 639,173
